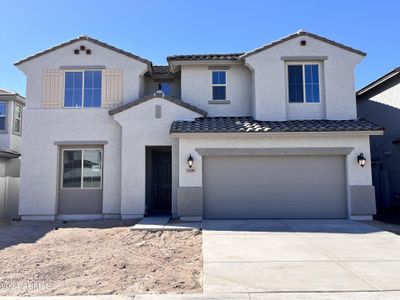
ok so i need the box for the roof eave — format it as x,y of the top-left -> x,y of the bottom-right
357,68 -> 400,96
109,93 -> 207,117
14,36 -> 152,67
241,31 -> 366,60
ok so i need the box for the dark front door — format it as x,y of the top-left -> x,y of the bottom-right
149,149 -> 172,215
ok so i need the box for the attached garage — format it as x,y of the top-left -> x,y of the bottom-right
203,155 -> 348,219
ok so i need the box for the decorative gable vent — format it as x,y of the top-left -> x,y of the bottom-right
73,45 -> 92,55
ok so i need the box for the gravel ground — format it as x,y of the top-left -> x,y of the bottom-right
0,220 -> 202,296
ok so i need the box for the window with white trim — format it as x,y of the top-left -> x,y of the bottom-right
287,63 -> 320,103
13,103 -> 22,135
62,149 -> 102,189
64,70 -> 102,107
0,102 -> 6,131
212,71 -> 226,100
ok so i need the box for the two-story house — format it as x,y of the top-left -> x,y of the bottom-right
15,30 -> 382,221
357,67 -> 400,210
0,88 -> 24,219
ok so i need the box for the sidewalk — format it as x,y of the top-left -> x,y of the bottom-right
2,291 -> 400,299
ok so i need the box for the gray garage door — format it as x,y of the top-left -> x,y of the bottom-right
203,155 -> 347,219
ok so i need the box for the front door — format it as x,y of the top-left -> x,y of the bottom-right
148,148 -> 172,215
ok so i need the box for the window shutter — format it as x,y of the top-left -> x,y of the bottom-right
102,69 -> 122,108
42,70 -> 64,108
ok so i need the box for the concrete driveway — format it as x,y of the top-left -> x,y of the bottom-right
202,219 -> 400,293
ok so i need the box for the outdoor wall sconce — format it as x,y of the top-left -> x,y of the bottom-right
357,153 -> 366,167
187,154 -> 194,169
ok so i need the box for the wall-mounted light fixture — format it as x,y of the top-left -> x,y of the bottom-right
187,154 -> 194,169
357,153 -> 366,167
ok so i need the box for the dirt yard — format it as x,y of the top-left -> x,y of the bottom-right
0,220 -> 202,296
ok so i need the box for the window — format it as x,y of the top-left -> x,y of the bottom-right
0,102 -> 6,131
64,70 -> 102,107
288,63 -> 320,103
62,149 -> 102,189
212,71 -> 226,100
159,82 -> 171,96
13,103 -> 22,135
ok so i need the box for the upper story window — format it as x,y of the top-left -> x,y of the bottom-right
13,103 -> 22,135
212,71 -> 226,100
158,82 -> 171,96
288,63 -> 320,103
0,102 -> 6,131
64,70 -> 102,108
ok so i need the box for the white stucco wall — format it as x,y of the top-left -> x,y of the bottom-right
181,64 -> 252,117
17,39 -> 149,109
178,133 -> 373,188
112,97 -> 201,218
19,109 -> 121,217
245,35 -> 363,121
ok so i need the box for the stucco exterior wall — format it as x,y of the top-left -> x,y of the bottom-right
112,97 -> 201,218
181,64 -> 252,117
357,75 -> 400,207
19,109 -> 121,218
17,40 -> 149,109
178,134 -> 372,187
245,35 -> 363,121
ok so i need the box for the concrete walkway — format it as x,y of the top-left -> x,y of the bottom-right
3,291 -> 400,299
131,216 -> 201,231
202,219 -> 400,294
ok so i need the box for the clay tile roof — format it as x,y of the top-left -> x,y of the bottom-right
170,117 -> 383,134
151,65 -> 171,75
167,53 -> 244,62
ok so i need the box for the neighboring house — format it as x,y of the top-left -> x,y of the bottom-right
0,89 -> 24,219
15,30 -> 383,221
357,67 -> 400,210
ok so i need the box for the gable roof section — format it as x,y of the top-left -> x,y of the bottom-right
109,93 -> 207,117
170,117 -> 382,134
240,30 -> 366,59
357,67 -> 400,96
15,36 -> 152,66
0,88 -> 25,102
167,53 -> 244,62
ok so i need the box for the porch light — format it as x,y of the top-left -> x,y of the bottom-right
357,153 -> 366,167
187,154 -> 194,169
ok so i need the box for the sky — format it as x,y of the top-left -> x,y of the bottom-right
1,0 -> 400,96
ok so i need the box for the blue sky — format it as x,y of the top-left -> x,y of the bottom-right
1,0 -> 399,96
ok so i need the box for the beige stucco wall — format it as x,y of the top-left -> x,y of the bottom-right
181,64 -> 252,117
245,35 -> 363,121
18,109 -> 122,218
112,97 -> 201,218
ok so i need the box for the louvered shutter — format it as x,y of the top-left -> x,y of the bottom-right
42,70 -> 64,108
102,69 -> 122,108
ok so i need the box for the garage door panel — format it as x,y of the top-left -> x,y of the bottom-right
203,155 -> 347,219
